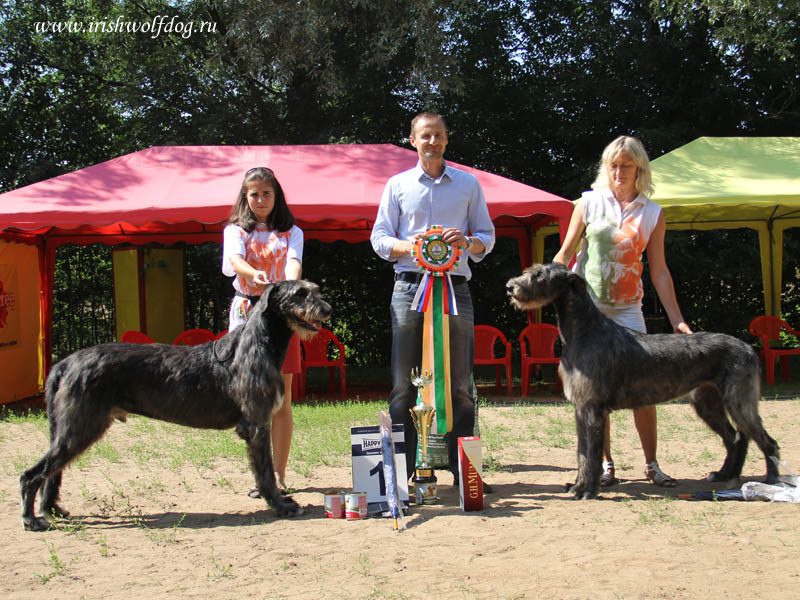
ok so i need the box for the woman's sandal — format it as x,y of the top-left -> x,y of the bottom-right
600,460 -> 618,487
644,461 -> 678,487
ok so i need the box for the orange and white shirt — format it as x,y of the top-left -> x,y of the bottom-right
222,223 -> 303,329
573,189 -> 661,309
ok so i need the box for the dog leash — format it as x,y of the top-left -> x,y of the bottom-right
212,338 -> 234,363
214,291 -> 261,363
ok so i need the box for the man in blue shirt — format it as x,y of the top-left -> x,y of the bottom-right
371,112 -> 496,486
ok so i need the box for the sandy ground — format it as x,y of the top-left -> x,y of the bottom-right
2,396 -> 799,600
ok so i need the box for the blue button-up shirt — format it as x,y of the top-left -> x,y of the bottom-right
370,161 -> 496,280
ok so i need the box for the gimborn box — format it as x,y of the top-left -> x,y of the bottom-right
458,436 -> 483,511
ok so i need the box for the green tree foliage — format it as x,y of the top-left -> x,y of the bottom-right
51,245 -> 115,359
302,240 -> 393,367
655,0 -> 800,61
440,0 -> 791,199
184,242 -> 232,334
0,1 -> 126,188
645,229 -> 765,336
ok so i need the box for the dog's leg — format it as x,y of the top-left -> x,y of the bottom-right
735,417 -> 780,483
572,402 -> 605,499
749,426 -> 780,484
690,384 -> 745,482
243,421 -> 302,517
39,471 -> 70,520
21,396 -> 115,531
38,406 -> 68,519
20,456 -> 51,531
21,438 -> 86,531
724,389 -> 780,483
235,418 -> 251,443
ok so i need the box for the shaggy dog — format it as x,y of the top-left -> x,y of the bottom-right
21,279 -> 330,531
506,263 -> 779,499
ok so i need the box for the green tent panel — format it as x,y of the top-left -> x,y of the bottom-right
650,137 -> 800,317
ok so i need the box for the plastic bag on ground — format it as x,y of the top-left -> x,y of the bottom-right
741,457 -> 800,502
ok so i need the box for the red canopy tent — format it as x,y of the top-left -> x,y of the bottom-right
0,144 -> 572,401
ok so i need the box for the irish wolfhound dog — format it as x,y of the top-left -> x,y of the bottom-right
20,279 -> 330,531
506,263 -> 779,499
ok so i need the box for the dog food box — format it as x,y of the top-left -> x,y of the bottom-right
458,436 -> 483,512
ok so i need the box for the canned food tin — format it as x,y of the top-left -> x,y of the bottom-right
324,491 -> 345,519
345,491 -> 368,520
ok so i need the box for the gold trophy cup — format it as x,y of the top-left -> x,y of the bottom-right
410,369 -> 438,504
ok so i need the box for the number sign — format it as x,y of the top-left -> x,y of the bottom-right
350,424 -> 409,506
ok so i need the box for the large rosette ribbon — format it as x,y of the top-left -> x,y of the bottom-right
410,226 -> 462,435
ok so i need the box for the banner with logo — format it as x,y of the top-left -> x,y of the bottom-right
0,241 -> 43,403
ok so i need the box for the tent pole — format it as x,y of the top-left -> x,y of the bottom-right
41,242 -> 56,377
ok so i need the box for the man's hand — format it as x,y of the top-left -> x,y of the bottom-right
440,227 -> 470,249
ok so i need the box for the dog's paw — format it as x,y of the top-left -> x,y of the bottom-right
570,481 -> 585,499
569,480 -> 598,500
706,471 -> 737,484
43,503 -> 70,519
274,496 -> 303,518
22,516 -> 51,532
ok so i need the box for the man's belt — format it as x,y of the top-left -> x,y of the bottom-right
395,271 -> 466,286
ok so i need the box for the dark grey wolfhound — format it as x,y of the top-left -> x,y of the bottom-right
20,279 -> 330,531
506,263 -> 779,500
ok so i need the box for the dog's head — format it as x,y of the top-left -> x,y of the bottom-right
258,279 -> 332,340
506,262 -> 586,311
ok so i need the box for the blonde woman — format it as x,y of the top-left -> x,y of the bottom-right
554,136 -> 692,487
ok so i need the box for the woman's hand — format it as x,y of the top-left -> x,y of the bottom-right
251,270 -> 269,288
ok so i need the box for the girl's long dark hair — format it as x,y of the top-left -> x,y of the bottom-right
228,167 -> 296,232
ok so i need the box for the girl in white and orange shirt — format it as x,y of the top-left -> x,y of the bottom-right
222,167 -> 303,494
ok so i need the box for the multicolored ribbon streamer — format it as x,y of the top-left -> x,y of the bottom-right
409,226 -> 462,434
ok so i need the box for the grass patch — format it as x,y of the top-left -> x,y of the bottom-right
134,513 -> 186,545
207,546 -> 234,580
5,399 -> 798,496
623,496 -> 684,527
34,541 -> 71,583
75,439 -> 121,468
291,401 -> 388,475
534,404 -> 575,449
0,407 -> 48,427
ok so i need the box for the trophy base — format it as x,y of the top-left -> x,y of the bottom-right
414,472 -> 438,505
415,467 -> 434,479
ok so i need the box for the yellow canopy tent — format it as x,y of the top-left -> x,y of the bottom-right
650,137 -> 800,317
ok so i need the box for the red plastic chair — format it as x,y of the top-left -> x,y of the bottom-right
474,325 -> 513,395
749,316 -> 800,385
172,328 -> 215,346
121,330 -> 154,344
519,323 -> 561,396
300,328 -> 346,399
